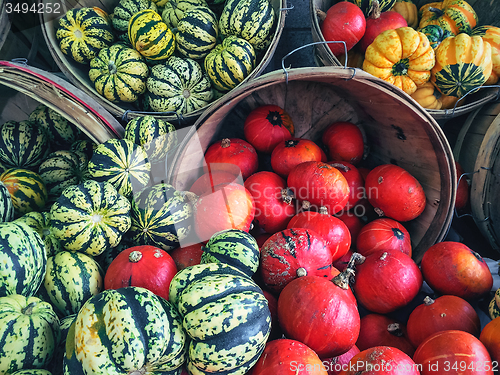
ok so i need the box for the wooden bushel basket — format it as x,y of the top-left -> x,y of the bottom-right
0,61 -> 124,143
40,0 -> 288,125
453,101 -> 500,251
167,66 -> 456,263
310,0 -> 500,120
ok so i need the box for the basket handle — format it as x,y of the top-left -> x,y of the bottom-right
121,109 -> 185,128
444,85 -> 500,117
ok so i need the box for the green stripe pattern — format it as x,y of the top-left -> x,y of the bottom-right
88,139 -> 151,199
204,36 -> 256,92
161,0 -> 208,29
175,6 -> 218,60
50,180 -> 132,256
124,115 -> 178,164
89,44 -> 149,103
71,139 -> 96,160
10,369 -> 53,375
56,7 -> 115,64
128,9 -> 176,61
201,229 -> 260,276
146,56 -> 213,113
0,182 -> 13,223
0,120 -> 50,170
112,0 -> 158,33
128,183 -> 193,251
29,104 -> 81,148
39,251 -> 103,317
15,211 -> 64,258
0,221 -> 46,298
63,287 -> 186,374
0,295 -> 60,374
218,0 -> 275,51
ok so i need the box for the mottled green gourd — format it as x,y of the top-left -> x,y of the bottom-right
56,7 -> 115,64
201,229 -> 260,276
418,24 -> 453,49
112,0 -> 158,35
10,370 -> 54,375
15,211 -> 64,258
161,0 -> 208,29
0,294 -> 60,375
63,287 -> 186,374
29,104 -> 81,148
0,182 -> 13,223
71,139 -> 96,160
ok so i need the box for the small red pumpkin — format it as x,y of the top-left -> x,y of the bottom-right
193,182 -> 255,242
287,208 -> 351,262
319,2 -> 366,57
270,138 -> 323,178
189,170 -> 241,196
244,171 -> 296,234
323,345 -> 360,375
364,164 -> 426,222
322,122 -> 365,165
455,161 -> 469,210
260,228 -> 334,293
353,249 -> 423,314
287,161 -> 350,214
420,241 -> 493,300
243,105 -> 295,154
204,138 -> 258,180
406,295 -> 481,348
480,317 -> 500,363
413,330 -> 493,375
169,242 -> 204,271
355,218 -> 412,257
328,161 -> 364,210
104,245 -> 178,300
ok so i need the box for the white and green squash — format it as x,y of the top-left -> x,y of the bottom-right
112,0 -> 158,38
15,211 -> 64,258
161,0 -> 208,29
0,182 -> 14,223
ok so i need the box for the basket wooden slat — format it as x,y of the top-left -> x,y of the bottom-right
168,66 -> 456,263
0,0 -> 11,53
41,0 -> 287,124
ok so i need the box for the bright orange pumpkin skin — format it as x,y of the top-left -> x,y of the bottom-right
393,0 -> 418,29
271,138 -> 323,178
480,317 -> 500,363
355,217 -> 412,257
418,0 -> 478,35
471,25 -> 500,85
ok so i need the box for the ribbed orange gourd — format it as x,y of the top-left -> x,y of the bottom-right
418,0 -> 478,35
362,27 -> 435,95
393,0 -> 418,29
471,26 -> 500,85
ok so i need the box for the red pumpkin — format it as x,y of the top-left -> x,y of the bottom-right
328,161 -> 364,210
271,138 -> 323,178
251,339 -> 328,374
189,169 -> 241,196
323,345 -> 360,375
355,218 -> 412,257
287,208 -> 351,262
364,164 -> 426,222
169,242 -> 204,271
406,295 -> 481,348
480,317 -> 500,363
287,161 -> 350,214
332,248 -> 353,272
278,274 -> 360,358
340,346 -> 420,375
243,105 -> 295,154
455,161 -> 469,210
359,7 -> 408,54
193,182 -> 255,242
336,212 -> 365,246
420,241 -> 493,300
104,245 -> 178,300
353,249 -> 423,314
320,2 -> 366,57
356,314 -> 415,357
413,330 -> 493,375
260,228 -> 334,293
244,171 -> 296,234
322,122 -> 365,165
204,138 -> 258,180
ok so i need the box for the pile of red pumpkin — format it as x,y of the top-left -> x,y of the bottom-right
163,104 -> 496,374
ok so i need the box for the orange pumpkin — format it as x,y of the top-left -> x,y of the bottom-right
480,317 -> 500,363
393,0 -> 418,29
471,26 -> 500,85
410,82 -> 442,109
418,0 -> 478,35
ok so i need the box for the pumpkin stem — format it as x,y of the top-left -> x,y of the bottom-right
316,8 -> 327,22
423,296 -> 435,305
332,252 -> 365,289
281,188 -> 294,205
369,0 -> 381,19
428,6 -> 444,18
374,207 -> 384,217
392,58 -> 410,76
387,323 -> 404,337
221,138 -> 231,148
329,162 -> 350,172
108,60 -> 117,75
129,250 -> 143,263
319,206 -> 329,215
296,267 -> 308,277
22,301 -> 38,315
301,200 -> 312,211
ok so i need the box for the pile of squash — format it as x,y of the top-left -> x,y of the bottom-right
319,0 -> 498,111
54,0 -> 276,115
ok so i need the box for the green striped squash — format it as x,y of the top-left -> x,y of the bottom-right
204,36 -> 256,92
201,229 -> 260,276
348,0 -> 396,16
161,0 -> 208,29
56,7 -> 115,64
170,264 -> 271,375
112,0 -> 158,34
39,150 -> 89,203
128,183 -> 193,251
0,221 -> 46,298
146,56 -> 213,114
0,182 -> 14,223
63,287 -> 186,374
39,251 -> 103,317
418,24 -> 453,50
46,313 -> 77,375
124,115 -> 178,164
219,0 -> 275,51
0,294 -> 60,375
29,104 -> 81,149
89,43 -> 149,103
11,370 -> 53,375
0,168 -> 48,218
128,9 -> 176,61
16,211 -> 64,258
71,139 -> 96,160
0,120 -> 50,170
50,180 -> 131,256
88,139 -> 151,199
175,6 -> 218,60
